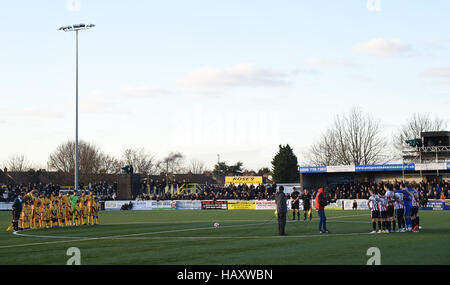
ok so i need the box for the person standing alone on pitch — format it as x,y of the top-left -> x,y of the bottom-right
290,187 -> 300,220
301,189 -> 313,221
11,192 -> 24,231
352,200 -> 358,210
315,188 -> 329,234
275,186 -> 287,236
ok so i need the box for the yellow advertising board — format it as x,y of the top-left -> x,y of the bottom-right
225,176 -> 263,185
227,200 -> 256,210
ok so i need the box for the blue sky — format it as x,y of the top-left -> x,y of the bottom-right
1,0 -> 449,171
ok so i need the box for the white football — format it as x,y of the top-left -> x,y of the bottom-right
214,222 -> 220,228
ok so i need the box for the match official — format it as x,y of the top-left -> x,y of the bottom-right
275,186 -> 287,236
290,187 -> 300,220
11,192 -> 24,231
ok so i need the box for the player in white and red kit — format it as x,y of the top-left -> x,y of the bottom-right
394,185 -> 406,232
384,185 -> 395,232
367,190 -> 385,233
410,188 -> 420,232
378,193 -> 389,233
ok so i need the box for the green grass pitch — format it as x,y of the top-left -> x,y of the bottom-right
0,209 -> 449,265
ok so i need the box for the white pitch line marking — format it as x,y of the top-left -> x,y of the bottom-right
103,232 -> 372,240
3,213 -> 370,249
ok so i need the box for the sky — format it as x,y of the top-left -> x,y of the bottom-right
0,0 -> 449,171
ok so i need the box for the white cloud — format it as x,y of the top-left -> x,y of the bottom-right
421,67 -> 450,85
80,86 -> 175,114
176,64 -> 292,90
421,67 -> 450,78
352,38 -> 410,57
80,89 -> 126,114
291,68 -> 320,76
305,57 -> 355,69
0,108 -> 64,119
22,109 -> 65,119
349,74 -> 373,81
120,87 -> 175,98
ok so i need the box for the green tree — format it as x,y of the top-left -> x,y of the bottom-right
271,144 -> 299,183
257,167 -> 271,176
212,162 -> 229,176
228,161 -> 243,175
212,161 -> 244,176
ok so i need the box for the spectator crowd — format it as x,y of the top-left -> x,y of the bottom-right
137,183 -> 277,201
1,179 -> 449,207
304,180 -> 450,207
0,181 -> 117,203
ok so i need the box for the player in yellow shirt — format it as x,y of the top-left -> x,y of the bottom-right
74,200 -> 81,226
33,201 -> 42,229
86,191 -> 94,225
32,200 -> 42,229
61,192 -> 70,209
66,202 -> 73,226
92,197 -> 100,225
42,194 -> 47,205
24,190 -> 36,204
35,192 -> 45,225
46,193 -> 52,205
49,192 -> 55,205
21,200 -> 32,230
41,202 -> 51,228
79,191 -> 87,222
30,191 -> 40,228
79,191 -> 86,207
80,199 -> 88,225
60,192 -> 72,226
59,200 -> 66,227
39,192 -> 45,206
50,200 -> 59,228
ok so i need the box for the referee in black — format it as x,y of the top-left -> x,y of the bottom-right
301,189 -> 313,221
290,187 -> 300,220
11,192 -> 24,231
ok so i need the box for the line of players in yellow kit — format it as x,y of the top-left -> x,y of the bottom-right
19,190 -> 100,230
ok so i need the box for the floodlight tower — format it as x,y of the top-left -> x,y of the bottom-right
58,24 -> 95,192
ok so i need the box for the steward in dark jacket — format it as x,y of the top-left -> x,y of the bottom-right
275,186 -> 287,236
11,192 -> 24,231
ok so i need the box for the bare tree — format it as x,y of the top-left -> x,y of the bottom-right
122,148 -> 157,175
393,113 -> 447,152
48,140 -> 104,174
159,152 -> 185,174
6,154 -> 31,172
187,159 -> 206,174
308,129 -> 341,166
99,154 -> 122,174
308,108 -> 389,166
